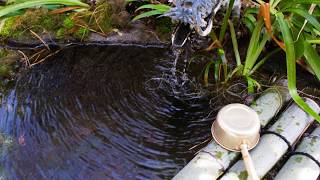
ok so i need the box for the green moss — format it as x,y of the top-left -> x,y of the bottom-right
40,15 -> 56,30
215,151 -> 224,159
63,17 -> 75,30
294,156 -> 303,163
0,50 -> 9,58
310,136 -> 318,146
0,17 -> 16,37
0,8 -> 69,39
238,171 -> 248,180
0,3 -> 130,41
94,2 -> 113,31
276,127 -> 284,134
75,27 -> 89,39
56,28 -> 65,39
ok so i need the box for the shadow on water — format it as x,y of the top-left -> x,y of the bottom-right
0,45 -> 216,179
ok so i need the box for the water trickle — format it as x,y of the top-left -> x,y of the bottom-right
0,45 -> 214,179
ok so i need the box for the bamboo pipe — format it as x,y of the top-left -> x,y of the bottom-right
274,127 -> 320,180
219,98 -> 320,180
172,86 -> 290,180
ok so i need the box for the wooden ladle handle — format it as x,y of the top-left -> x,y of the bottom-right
240,143 -> 259,180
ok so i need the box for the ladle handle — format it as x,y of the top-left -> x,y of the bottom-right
240,144 -> 259,180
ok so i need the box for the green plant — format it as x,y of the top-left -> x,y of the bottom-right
63,17 -> 75,29
199,0 -> 320,122
0,0 -> 89,19
132,3 -> 171,21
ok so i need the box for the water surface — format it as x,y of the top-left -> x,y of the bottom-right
0,45 -> 214,179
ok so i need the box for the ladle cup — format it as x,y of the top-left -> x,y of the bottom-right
211,103 -> 260,180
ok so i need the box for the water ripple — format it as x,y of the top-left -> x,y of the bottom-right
0,45 -> 214,179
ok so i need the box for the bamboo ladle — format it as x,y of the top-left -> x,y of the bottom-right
211,104 -> 260,180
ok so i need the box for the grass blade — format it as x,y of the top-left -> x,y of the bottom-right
218,0 -> 235,42
282,8 -> 320,32
276,12 -> 320,122
132,10 -> 163,21
250,48 -> 281,75
136,4 -> 170,12
229,20 -> 241,66
203,61 -> 214,86
303,42 -> 320,80
0,0 -> 89,18
243,19 -> 264,75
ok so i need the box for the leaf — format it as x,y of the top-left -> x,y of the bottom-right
214,60 -> 222,82
242,17 -> 255,32
276,12 -> 320,122
250,48 -> 281,74
0,0 -> 89,18
136,4 -> 170,12
203,61 -> 214,86
243,19 -> 270,76
246,76 -> 261,93
229,20 -> 241,66
219,0 -> 235,42
303,42 -> 320,80
132,10 -> 163,21
282,8 -> 320,32
292,27 -> 305,59
288,0 -> 320,3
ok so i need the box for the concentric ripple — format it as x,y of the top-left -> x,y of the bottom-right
0,45 -> 214,179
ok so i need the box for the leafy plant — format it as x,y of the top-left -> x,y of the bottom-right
200,0 -> 320,121
0,0 -> 89,19
132,3 -> 171,21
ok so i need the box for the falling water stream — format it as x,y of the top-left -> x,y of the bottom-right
0,45 -> 215,179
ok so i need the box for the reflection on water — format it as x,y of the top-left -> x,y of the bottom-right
0,45 -> 214,179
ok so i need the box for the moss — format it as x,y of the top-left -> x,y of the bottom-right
0,50 -> 9,58
56,28 -> 65,39
93,2 -> 113,31
0,8 -> 68,39
63,17 -> 75,30
0,17 -> 16,37
238,171 -> 248,180
310,136 -> 317,146
0,2 -> 130,41
215,151 -> 224,159
276,127 -> 284,134
40,15 -> 56,30
74,27 -> 89,39
0,65 -> 9,77
294,156 -> 303,163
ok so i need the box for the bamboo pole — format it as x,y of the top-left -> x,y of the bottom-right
274,127 -> 320,180
220,98 -> 320,180
173,86 -> 290,180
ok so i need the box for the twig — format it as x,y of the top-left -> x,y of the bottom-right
17,50 -> 30,67
29,30 -> 50,51
30,49 -> 61,67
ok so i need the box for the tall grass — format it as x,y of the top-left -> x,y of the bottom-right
0,0 -> 89,18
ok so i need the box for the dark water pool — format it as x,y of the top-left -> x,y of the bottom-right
0,45 -> 214,179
